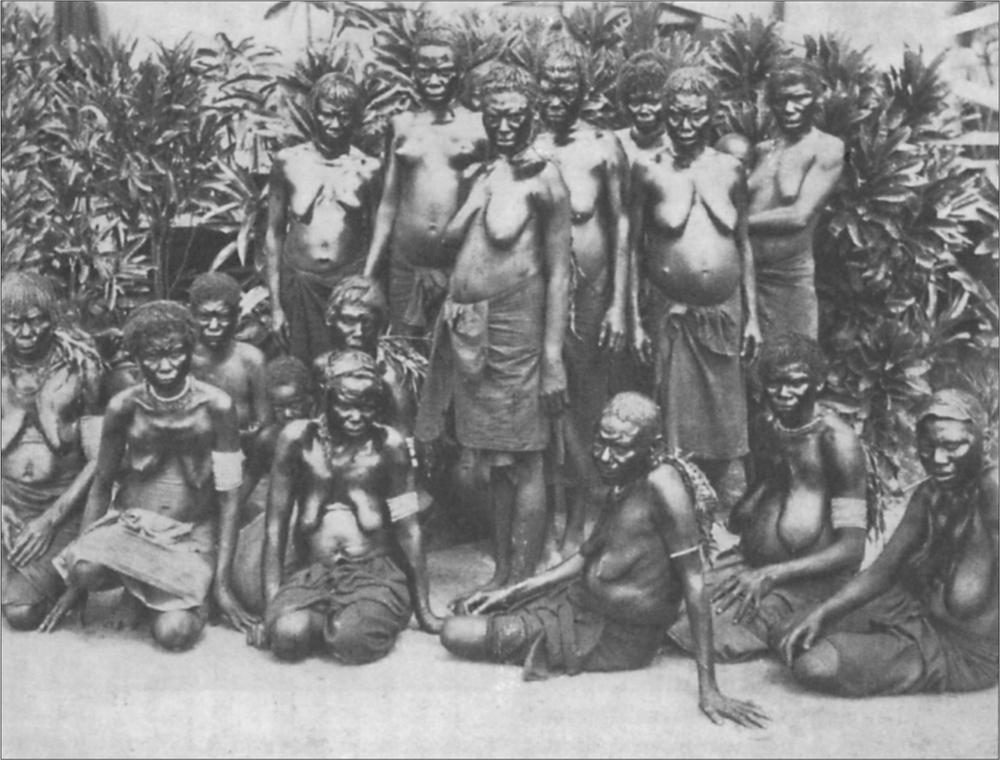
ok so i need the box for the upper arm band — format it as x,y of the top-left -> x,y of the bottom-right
831,497 -> 867,531
212,450 -> 244,492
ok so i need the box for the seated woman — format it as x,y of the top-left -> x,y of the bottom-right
2,271 -> 103,630
41,302 -> 257,650
781,389 -> 998,696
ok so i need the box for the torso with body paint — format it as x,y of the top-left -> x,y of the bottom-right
277,144 -> 379,276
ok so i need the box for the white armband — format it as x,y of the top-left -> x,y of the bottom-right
80,415 -> 103,461
387,491 -> 421,523
212,450 -> 244,492
831,497 -> 866,531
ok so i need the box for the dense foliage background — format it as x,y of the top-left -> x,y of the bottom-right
2,1 -> 997,491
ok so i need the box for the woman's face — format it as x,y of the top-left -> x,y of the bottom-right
136,330 -> 192,397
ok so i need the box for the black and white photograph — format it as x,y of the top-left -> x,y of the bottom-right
1,1 -> 998,757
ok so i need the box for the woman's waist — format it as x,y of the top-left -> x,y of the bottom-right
448,264 -> 543,305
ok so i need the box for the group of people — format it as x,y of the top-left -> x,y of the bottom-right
2,24 -> 997,730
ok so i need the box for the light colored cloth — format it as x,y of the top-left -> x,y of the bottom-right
650,287 -> 748,460
755,252 -> 817,343
56,502 -> 216,612
416,273 -> 549,452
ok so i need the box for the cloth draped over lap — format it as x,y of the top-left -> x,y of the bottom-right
55,502 -> 216,612
755,252 -> 818,343
264,552 -> 411,664
666,552 -> 853,661
415,272 -> 549,453
486,580 -> 663,681
1,474 -> 81,604
279,256 -> 364,364
650,287 -> 748,461
388,255 -> 449,333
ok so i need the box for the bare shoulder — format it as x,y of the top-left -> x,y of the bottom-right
812,129 -> 845,161
107,384 -> 142,418
195,378 -> 235,414
597,128 -> 626,166
977,466 -> 999,527
646,461 -> 695,512
234,340 -> 266,370
276,418 -> 315,451
705,146 -> 743,176
819,409 -> 862,447
274,142 -> 310,167
352,148 -> 382,179
379,424 -> 410,459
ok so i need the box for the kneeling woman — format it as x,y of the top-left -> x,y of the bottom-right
41,302 -> 257,650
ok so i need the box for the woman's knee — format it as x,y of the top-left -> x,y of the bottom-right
269,611 -> 316,662
792,640 -> 842,693
326,604 -> 401,665
151,610 -> 204,652
2,602 -> 48,631
69,560 -> 112,591
440,615 -> 491,660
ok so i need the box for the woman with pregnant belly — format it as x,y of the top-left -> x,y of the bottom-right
629,67 -> 761,493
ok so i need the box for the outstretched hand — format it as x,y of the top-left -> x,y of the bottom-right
779,608 -> 826,665
456,587 -> 515,616
711,568 -> 775,624
1,503 -> 24,554
10,515 -> 56,568
700,689 -> 770,728
38,586 -> 86,633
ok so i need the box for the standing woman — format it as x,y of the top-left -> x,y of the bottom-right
747,58 -> 844,343
42,302 -> 257,650
364,24 -> 488,338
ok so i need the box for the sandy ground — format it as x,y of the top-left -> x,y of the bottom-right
2,536 -> 997,760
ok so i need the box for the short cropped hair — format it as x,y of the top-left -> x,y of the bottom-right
663,66 -> 718,109
412,23 -> 464,70
601,392 -> 662,445
539,39 -> 587,87
479,63 -> 540,111
765,57 -> 823,105
122,301 -> 199,358
189,271 -> 241,311
1,270 -> 61,321
324,275 -> 388,332
617,50 -> 669,105
265,355 -> 313,394
310,72 -> 364,124
758,332 -> 828,385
